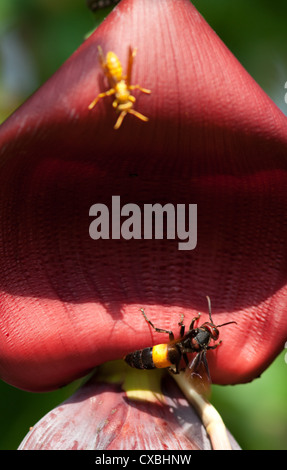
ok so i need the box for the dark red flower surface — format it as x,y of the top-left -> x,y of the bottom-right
0,0 -> 287,392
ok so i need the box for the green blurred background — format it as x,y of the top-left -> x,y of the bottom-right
0,0 -> 286,450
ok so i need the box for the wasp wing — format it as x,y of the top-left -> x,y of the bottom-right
184,350 -> 211,397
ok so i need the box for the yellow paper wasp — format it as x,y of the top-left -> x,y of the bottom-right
88,46 -> 151,129
124,297 -> 237,380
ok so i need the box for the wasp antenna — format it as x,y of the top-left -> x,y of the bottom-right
206,295 -> 214,324
216,321 -> 237,328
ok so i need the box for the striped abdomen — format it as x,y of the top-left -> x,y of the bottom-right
106,52 -> 123,83
125,347 -> 155,370
124,343 -> 173,370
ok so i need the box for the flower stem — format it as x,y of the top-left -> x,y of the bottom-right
170,371 -> 232,450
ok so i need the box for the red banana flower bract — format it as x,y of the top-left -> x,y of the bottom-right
0,0 -> 286,394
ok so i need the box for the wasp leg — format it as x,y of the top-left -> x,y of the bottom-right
176,344 -> 193,372
88,88 -> 115,110
199,351 -> 211,382
189,312 -> 201,330
114,110 -> 128,129
167,359 -> 181,374
167,367 -> 178,375
127,108 -> 149,123
113,107 -> 148,129
175,352 -> 188,374
129,84 -> 151,94
140,308 -> 174,341
128,95 -> 136,103
207,340 -> 222,350
178,313 -> 185,337
191,351 -> 202,374
190,350 -> 211,382
183,353 -> 189,367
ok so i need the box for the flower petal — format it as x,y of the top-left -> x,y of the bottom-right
18,363 -> 240,450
